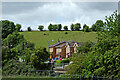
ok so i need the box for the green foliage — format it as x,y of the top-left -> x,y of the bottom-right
66,11 -> 120,78
74,23 -> 81,31
91,24 -> 97,31
38,25 -> 44,31
53,24 -> 57,31
95,20 -> 104,31
70,24 -> 74,31
2,32 -> 24,48
48,24 -> 62,31
2,21 -> 51,76
1,20 -> 16,39
2,58 -> 35,76
16,24 -> 21,32
2,47 -> 17,66
83,24 -> 90,32
20,48 -> 33,63
77,41 -> 94,54
2,31 -> 24,48
55,59 -> 69,66
57,24 -> 62,31
27,27 -> 32,31
61,58 -> 69,63
55,59 -> 69,64
48,24 -> 52,31
91,20 -> 104,32
64,26 -> 68,31
66,54 -> 89,75
2,31 -> 25,66
30,48 -> 49,69
2,32 -> 34,65
55,60 -> 62,66
70,23 -> 81,31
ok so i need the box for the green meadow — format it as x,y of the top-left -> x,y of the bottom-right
20,31 -> 97,50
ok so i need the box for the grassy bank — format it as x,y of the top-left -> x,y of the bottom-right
20,31 -> 97,50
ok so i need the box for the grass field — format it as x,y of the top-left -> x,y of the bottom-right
20,31 -> 97,50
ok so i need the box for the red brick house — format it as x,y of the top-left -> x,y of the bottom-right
49,41 -> 83,59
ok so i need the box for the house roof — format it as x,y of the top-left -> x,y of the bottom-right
56,43 -> 66,48
68,41 -> 76,47
77,42 -> 84,46
48,41 -> 67,48
49,41 -> 84,48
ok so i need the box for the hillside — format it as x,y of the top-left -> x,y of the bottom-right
20,31 -> 97,50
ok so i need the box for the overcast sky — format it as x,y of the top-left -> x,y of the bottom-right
2,2 -> 118,30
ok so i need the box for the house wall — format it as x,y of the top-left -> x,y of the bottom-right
61,46 -> 66,58
52,46 -> 56,58
50,41 -> 80,59
66,45 -> 70,54
50,42 -> 66,58
56,48 -> 62,53
74,44 -> 78,53
55,42 -> 66,46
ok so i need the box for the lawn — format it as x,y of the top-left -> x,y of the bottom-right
20,31 -> 97,50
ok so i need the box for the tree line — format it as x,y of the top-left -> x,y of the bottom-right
1,19 -> 103,33
27,20 -> 104,32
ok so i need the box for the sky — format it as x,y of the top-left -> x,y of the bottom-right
2,2 -> 118,30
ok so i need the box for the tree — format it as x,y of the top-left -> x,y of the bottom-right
95,20 -> 104,31
91,20 -> 104,32
91,24 -> 97,31
1,20 -> 16,39
38,25 -> 44,31
2,46 -> 17,66
66,53 -> 89,75
30,48 -> 49,69
77,41 -> 94,54
53,24 -> 57,31
48,24 -> 53,31
66,11 -> 120,78
83,24 -> 90,32
64,26 -> 68,31
2,31 -> 24,48
70,24 -> 74,31
74,23 -> 81,31
2,31 -> 24,66
27,27 -> 32,31
57,24 -> 62,31
2,58 -> 35,76
16,24 -> 21,32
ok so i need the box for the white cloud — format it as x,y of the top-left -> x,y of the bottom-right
2,2 -> 117,30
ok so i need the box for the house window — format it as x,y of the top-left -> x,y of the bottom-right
49,48 -> 53,52
66,46 -> 70,52
56,48 -> 61,53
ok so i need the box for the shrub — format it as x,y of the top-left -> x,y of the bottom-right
43,33 -> 46,35
55,60 -> 62,66
27,27 -> 31,31
65,32 -> 68,34
61,58 -> 69,63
